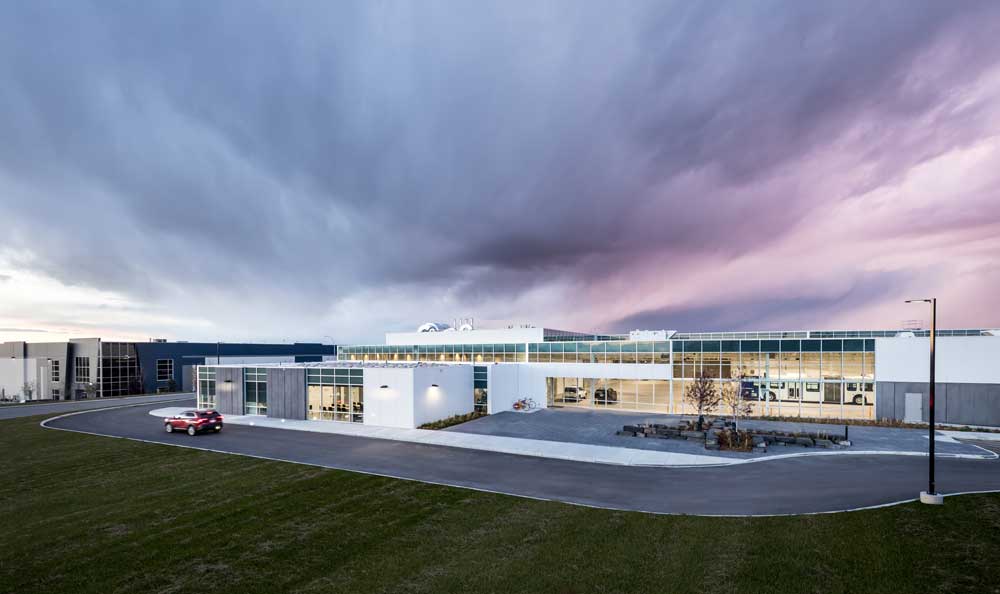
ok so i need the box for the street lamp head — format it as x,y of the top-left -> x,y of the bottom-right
905,299 -> 933,304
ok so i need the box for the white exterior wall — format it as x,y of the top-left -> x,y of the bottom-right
360,365 -> 473,428
487,364 -> 543,413
412,365 -> 474,426
875,336 -> 1000,383
386,327 -> 542,347
362,367 -> 415,428
0,358 -> 38,401
487,362 -> 672,414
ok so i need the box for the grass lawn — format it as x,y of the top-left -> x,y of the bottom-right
2,415 -> 999,594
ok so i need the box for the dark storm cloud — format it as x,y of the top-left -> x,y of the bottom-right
1,0 -> 999,336
613,271 -> 911,332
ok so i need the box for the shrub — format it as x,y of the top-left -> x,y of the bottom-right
419,411 -> 486,430
716,429 -> 754,451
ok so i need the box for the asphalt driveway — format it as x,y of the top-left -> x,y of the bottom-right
0,393 -> 192,420
40,398 -> 1000,516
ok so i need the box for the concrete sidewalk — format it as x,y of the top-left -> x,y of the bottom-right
148,408 -> 998,467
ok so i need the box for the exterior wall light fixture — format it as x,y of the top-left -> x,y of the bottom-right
430,383 -> 439,388
379,384 -> 389,389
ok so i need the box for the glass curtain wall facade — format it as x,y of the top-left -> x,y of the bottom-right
197,367 -> 216,409
100,342 -> 141,397
548,377 -> 668,411
243,368 -> 268,416
340,344 -> 525,363
307,368 -> 364,423
532,341 -> 670,364
338,338 -> 876,420
667,339 -> 874,419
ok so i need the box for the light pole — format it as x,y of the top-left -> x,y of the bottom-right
906,298 -> 942,505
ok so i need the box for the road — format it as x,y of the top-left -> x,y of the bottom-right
0,393 -> 192,420
41,398 -> 1000,516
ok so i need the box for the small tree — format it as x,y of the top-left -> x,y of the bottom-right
684,372 -> 720,428
720,368 -> 754,431
21,381 -> 36,401
84,382 -> 99,399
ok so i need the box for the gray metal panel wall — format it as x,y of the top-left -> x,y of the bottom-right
875,381 -> 895,419
181,365 -> 194,392
285,368 -> 306,419
266,368 -> 305,420
215,367 -> 244,415
944,383 -> 1000,426
876,381 -> 1000,426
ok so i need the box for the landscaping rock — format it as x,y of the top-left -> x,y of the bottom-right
840,440 -> 852,447
794,437 -> 814,447
751,435 -> 767,446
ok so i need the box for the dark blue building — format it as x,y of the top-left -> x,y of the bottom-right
87,340 -> 336,397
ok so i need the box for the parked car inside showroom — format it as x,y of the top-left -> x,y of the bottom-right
593,387 -> 618,404
164,410 -> 224,436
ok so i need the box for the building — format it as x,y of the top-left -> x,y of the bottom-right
0,339 -> 336,401
198,361 -> 471,429
197,325 -> 1000,428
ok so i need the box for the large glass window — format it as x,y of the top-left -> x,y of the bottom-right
702,351 -> 721,379
156,359 -> 174,382
619,344 -> 637,364
617,380 -> 637,408
779,352 -> 800,380
821,351 -> 843,380
801,352 -> 821,381
74,357 -> 90,383
306,367 -> 364,423
741,352 -> 762,379
197,367 -> 216,409
636,380 -> 655,410
473,366 -> 488,413
100,342 -> 140,397
244,368 -> 267,415
51,360 -> 60,383
720,352 -> 738,379
682,352 -> 700,378
654,342 -> 671,365
842,352 -> 862,379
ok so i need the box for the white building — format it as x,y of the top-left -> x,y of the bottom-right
198,326 -> 1000,427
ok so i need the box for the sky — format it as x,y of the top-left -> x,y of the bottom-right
1,1 -> 1000,345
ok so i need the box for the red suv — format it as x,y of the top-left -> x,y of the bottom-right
164,410 -> 224,436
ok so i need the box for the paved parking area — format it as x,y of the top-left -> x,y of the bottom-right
445,407 -> 993,458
